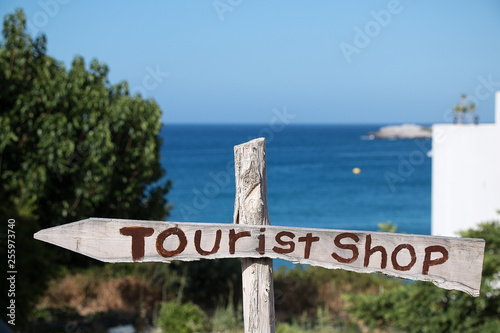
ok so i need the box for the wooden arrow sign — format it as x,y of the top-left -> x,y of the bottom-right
34,217 -> 485,296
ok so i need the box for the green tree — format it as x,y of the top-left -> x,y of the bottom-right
460,93 -> 467,122
469,101 -> 476,124
453,104 -> 461,124
345,221 -> 500,332
0,8 -> 171,327
453,94 -> 477,124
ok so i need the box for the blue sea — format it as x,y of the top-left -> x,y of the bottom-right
160,124 -> 431,236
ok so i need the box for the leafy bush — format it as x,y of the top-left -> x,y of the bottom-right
274,263 -> 399,323
156,301 -> 210,333
345,221 -> 500,332
276,322 -> 307,333
32,306 -> 81,323
211,301 -> 243,332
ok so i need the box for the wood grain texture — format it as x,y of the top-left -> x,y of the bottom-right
234,138 -> 275,333
34,219 -> 485,296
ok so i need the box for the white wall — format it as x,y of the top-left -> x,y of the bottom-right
432,92 -> 500,236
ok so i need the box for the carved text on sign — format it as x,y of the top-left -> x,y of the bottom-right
120,226 -> 448,276
33,218 -> 485,296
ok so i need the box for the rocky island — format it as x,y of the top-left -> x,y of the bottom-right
368,124 -> 432,139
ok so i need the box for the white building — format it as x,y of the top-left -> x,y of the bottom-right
432,92 -> 500,237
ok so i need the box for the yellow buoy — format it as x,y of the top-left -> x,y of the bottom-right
352,167 -> 361,175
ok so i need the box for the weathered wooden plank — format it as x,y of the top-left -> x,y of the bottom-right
233,138 -> 275,333
34,218 -> 485,296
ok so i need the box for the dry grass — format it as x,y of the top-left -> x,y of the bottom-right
38,273 -> 157,316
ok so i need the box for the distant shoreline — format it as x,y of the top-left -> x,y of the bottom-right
162,123 -> 433,127
367,124 -> 432,139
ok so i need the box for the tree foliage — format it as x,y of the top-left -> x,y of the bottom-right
0,8 -> 171,326
0,9 -> 171,226
453,93 -> 477,124
156,301 -> 211,333
345,221 -> 500,332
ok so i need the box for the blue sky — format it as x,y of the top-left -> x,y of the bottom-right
2,0 -> 500,124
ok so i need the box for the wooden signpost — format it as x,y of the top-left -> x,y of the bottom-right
34,138 -> 486,333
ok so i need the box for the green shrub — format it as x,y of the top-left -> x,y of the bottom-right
211,303 -> 243,332
156,301 -> 210,333
32,306 -> 81,323
345,221 -> 500,332
276,322 -> 306,333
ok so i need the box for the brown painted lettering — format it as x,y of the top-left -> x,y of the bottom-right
298,233 -> 320,259
331,233 -> 359,264
423,245 -> 448,275
273,231 -> 296,254
119,226 -> 154,261
194,229 -> 222,255
364,235 -> 387,268
257,228 -> 266,255
156,227 -> 187,257
229,229 -> 251,254
391,244 -> 416,271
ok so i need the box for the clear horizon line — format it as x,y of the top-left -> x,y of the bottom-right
161,121 -> 437,126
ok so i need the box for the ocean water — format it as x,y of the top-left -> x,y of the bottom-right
160,124 -> 432,235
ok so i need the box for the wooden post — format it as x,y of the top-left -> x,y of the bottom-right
233,138 -> 275,333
